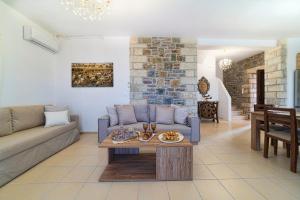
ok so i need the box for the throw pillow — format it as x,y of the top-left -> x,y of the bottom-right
45,105 -> 70,121
156,105 -> 175,125
133,104 -> 149,122
44,111 -> 70,127
115,105 -> 137,125
106,107 -> 118,126
172,104 -> 189,125
149,104 -> 156,122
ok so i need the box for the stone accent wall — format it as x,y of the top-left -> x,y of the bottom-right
223,52 -> 264,115
297,53 -> 300,69
264,45 -> 287,106
130,37 -> 197,113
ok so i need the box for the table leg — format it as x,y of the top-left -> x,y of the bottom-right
108,148 -> 115,164
251,114 -> 261,151
156,146 -> 193,181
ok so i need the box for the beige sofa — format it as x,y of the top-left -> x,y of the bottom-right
0,105 -> 80,187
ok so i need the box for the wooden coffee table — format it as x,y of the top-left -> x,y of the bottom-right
98,133 -> 193,181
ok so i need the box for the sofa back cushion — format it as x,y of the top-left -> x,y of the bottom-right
133,104 -> 149,122
11,105 -> 45,132
172,104 -> 189,125
149,104 -> 156,122
115,105 -> 137,125
106,106 -> 119,126
0,108 -> 13,137
156,105 -> 175,125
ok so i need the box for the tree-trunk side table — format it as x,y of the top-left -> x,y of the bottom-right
198,101 -> 219,123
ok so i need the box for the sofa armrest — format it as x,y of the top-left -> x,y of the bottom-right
187,115 -> 200,144
70,114 -> 80,129
98,115 -> 110,143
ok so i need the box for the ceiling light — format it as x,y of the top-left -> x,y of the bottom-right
219,58 -> 233,71
60,0 -> 111,21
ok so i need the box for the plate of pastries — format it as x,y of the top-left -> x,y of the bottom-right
158,130 -> 184,143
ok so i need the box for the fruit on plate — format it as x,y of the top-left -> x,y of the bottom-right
162,131 -> 179,141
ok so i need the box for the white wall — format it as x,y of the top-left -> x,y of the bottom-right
55,37 -> 130,131
197,50 -> 232,121
286,38 -> 300,107
197,50 -> 219,101
0,1 -> 56,106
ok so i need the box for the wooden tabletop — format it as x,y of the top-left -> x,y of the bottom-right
99,133 -> 192,148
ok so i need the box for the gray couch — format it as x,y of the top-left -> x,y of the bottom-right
98,104 -> 200,144
0,105 -> 80,187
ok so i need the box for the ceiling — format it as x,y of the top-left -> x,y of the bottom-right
3,0 -> 300,38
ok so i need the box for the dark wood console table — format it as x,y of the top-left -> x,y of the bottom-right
198,101 -> 219,123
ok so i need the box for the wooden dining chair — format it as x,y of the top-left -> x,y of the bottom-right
254,104 -> 274,112
263,107 -> 299,173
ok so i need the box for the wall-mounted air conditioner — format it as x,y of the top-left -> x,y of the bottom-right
23,25 -> 59,53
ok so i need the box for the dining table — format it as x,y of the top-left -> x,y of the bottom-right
251,111 -> 300,151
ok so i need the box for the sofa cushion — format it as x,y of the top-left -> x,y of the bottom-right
45,105 -> 70,121
149,104 -> 156,122
115,105 -> 137,125
172,105 -> 189,125
156,105 -> 175,124
44,111 -> 70,127
156,124 -> 191,136
106,107 -> 118,126
0,121 -> 77,161
11,105 -> 45,132
0,108 -> 13,137
107,122 -> 145,134
133,104 -> 149,122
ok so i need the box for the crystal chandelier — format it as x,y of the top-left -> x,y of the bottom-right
61,0 -> 111,21
219,58 -> 233,71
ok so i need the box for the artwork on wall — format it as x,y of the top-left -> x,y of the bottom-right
72,63 -> 113,87
197,76 -> 212,100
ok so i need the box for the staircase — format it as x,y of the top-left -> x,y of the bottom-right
231,105 -> 248,120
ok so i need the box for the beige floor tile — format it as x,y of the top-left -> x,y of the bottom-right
220,179 -> 265,200
44,183 -> 83,200
193,165 -> 216,179
198,152 -> 221,164
106,182 -> 138,200
206,164 -> 240,179
36,166 -> 73,183
0,183 -> 55,200
62,166 -> 96,182
194,180 -> 233,200
87,166 -> 105,182
246,178 -> 298,200
138,182 -> 169,200
269,178 -> 300,199
9,166 -> 48,184
77,155 -> 108,166
227,163 -> 269,178
76,183 -> 111,200
40,155 -> 82,166
167,181 -> 201,200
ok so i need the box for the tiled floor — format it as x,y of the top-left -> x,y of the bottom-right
1,120 -> 300,200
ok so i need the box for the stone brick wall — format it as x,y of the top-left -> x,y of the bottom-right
297,53 -> 300,69
223,52 -> 264,115
264,45 -> 287,106
130,37 -> 197,113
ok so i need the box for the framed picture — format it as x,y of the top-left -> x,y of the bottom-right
72,63 -> 113,87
